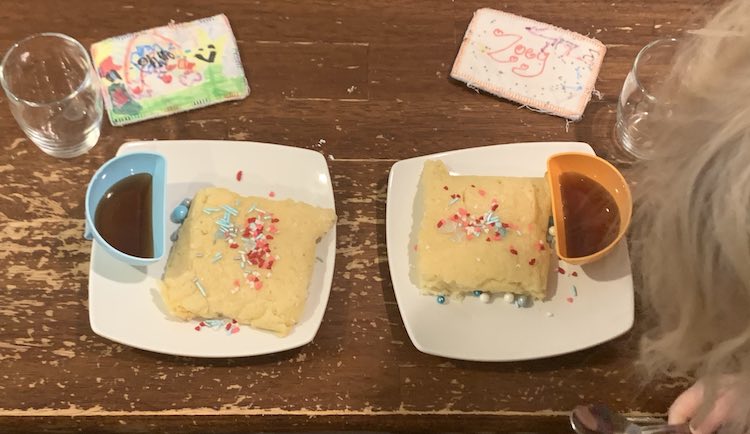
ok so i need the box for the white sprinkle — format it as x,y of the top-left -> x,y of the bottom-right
503,293 -> 515,304
479,293 -> 491,303
346,85 -> 357,94
548,226 -> 556,236
328,154 -> 335,161
546,312 -> 554,318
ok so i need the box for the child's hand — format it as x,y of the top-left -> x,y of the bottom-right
669,379 -> 739,434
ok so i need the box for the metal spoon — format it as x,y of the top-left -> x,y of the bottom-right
571,404 -> 691,434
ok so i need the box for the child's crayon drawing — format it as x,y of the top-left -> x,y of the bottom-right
90,14 -> 249,126
451,9 -> 606,120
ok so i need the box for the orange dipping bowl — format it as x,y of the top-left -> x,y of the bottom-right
546,152 -> 632,265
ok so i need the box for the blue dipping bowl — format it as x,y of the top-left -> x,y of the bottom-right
84,152 -> 167,266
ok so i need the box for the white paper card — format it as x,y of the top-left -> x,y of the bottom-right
451,8 -> 606,120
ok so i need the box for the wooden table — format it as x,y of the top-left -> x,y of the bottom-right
0,1 -> 718,432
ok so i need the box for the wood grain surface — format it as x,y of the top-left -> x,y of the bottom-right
0,0 -> 722,432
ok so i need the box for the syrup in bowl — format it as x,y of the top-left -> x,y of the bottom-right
559,172 -> 620,258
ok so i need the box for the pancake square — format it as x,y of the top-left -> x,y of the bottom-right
161,187 -> 336,336
416,160 -> 552,299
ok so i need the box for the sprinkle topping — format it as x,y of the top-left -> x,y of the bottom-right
435,198 -> 516,243
204,202 -> 282,294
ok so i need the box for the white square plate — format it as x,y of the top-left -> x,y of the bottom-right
88,140 -> 336,357
386,142 -> 634,362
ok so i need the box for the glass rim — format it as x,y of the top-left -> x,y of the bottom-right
632,37 -> 679,100
0,32 -> 95,108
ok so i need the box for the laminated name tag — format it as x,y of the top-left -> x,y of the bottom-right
451,8 -> 606,120
90,14 -> 250,126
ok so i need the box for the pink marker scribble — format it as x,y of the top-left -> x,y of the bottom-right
486,28 -> 550,78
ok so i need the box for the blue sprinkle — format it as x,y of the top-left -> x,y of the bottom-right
212,252 -> 223,263
473,290 -> 482,297
437,295 -> 446,304
499,227 -> 508,237
193,278 -> 207,297
180,198 -> 192,208
203,207 -> 220,214
247,204 -> 257,213
448,197 -> 460,206
222,205 -> 239,216
204,319 -> 223,328
571,285 -> 578,297
170,204 -> 189,224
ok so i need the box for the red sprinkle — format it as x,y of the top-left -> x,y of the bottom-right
486,237 -> 491,242
566,297 -> 574,303
571,271 -> 578,277
491,203 -> 499,211
478,189 -> 487,197
436,220 -> 444,229
229,242 -> 239,249
269,191 -> 276,198
236,170 -> 243,181
225,323 -> 232,331
443,185 -> 449,190
232,319 -> 237,324
558,267 -> 566,274
194,326 -> 201,331
510,248 -> 518,255
529,258 -> 536,265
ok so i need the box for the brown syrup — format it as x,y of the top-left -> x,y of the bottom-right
560,172 -> 620,258
94,173 -> 154,258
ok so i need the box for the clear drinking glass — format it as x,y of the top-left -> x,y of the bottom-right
0,33 -> 103,158
615,38 -> 678,160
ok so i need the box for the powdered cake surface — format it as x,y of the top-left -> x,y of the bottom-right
161,187 -> 336,336
417,160 -> 551,299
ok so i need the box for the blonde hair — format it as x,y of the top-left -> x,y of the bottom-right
632,0 -> 750,431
